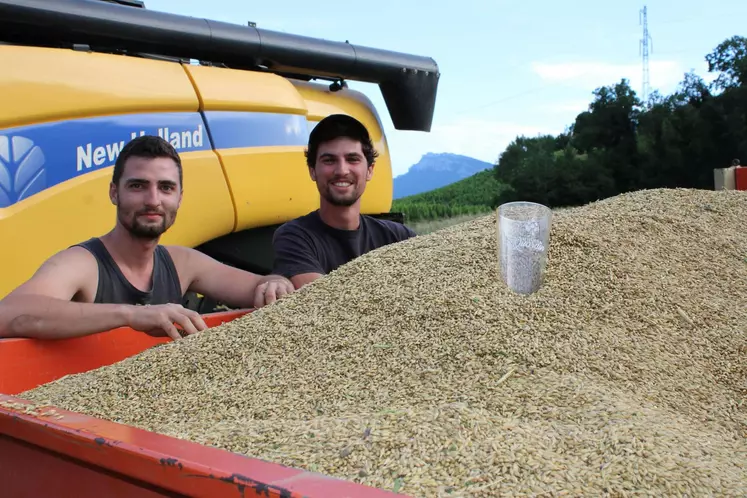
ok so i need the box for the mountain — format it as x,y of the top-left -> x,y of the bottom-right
392,153 -> 494,199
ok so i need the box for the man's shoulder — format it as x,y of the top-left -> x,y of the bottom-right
59,244 -> 99,264
361,215 -> 416,240
28,243 -> 99,282
62,240 -> 102,266
273,211 -> 322,239
161,244 -> 191,262
71,237 -> 103,255
271,211 -> 327,278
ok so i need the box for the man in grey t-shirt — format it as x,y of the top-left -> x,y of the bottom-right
0,135 -> 295,341
272,114 -> 416,289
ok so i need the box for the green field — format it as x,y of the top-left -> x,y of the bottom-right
392,169 -> 506,224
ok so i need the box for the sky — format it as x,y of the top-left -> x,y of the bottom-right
145,0 -> 746,177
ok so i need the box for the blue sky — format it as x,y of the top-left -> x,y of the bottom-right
146,0 -> 746,177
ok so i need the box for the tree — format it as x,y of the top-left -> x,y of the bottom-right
570,79 -> 642,192
705,35 -> 747,91
671,71 -> 712,107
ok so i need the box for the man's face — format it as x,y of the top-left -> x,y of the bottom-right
310,137 -> 374,207
110,156 -> 182,240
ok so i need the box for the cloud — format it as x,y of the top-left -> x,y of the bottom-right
385,118 -> 560,177
530,60 -> 686,96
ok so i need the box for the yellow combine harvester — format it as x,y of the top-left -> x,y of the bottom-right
0,0 -> 439,310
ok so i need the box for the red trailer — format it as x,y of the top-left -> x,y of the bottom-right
0,310 -> 407,497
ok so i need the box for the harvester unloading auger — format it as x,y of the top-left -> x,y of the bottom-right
0,0 -> 439,132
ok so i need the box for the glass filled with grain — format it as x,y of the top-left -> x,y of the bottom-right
497,201 -> 552,294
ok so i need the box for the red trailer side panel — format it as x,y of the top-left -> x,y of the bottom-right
0,434 -> 174,497
0,309 -> 251,395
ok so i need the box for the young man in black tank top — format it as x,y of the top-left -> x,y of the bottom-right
0,136 -> 295,341
272,114 -> 416,289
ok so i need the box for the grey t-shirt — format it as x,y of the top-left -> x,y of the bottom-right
271,210 -> 416,278
74,237 -> 183,305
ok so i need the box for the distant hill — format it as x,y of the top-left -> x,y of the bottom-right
393,152 -> 494,199
392,169 -> 507,223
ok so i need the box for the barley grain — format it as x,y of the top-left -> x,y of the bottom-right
17,188 -> 747,497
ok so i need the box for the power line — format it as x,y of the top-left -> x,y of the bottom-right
639,5 -> 653,101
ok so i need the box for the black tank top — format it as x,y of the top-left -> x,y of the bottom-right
74,237 -> 183,306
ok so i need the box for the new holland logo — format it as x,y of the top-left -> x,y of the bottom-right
0,135 -> 46,208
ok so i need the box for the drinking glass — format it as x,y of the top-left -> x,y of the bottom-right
497,201 -> 552,294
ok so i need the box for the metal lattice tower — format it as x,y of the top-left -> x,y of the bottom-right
639,6 -> 652,101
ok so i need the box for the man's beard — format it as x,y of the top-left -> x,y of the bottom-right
323,190 -> 359,206
120,210 -> 173,240
322,180 -> 361,207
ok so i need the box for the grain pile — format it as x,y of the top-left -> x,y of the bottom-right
19,188 -> 747,497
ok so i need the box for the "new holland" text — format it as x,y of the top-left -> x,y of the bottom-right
76,125 -> 204,172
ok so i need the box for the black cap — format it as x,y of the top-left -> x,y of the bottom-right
308,114 -> 372,146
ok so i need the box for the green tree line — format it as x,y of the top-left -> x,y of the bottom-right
492,35 -> 747,208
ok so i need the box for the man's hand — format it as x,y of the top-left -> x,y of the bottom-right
127,303 -> 208,341
253,276 -> 295,309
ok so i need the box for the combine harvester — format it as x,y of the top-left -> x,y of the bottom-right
0,0 -> 439,309
0,0 -> 439,495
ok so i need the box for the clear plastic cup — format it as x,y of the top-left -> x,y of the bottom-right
497,201 -> 552,294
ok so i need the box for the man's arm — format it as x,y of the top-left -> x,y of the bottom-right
289,272 -> 323,290
394,220 -> 417,240
0,248 -> 134,339
271,225 -> 325,290
168,246 -> 294,309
